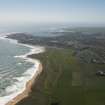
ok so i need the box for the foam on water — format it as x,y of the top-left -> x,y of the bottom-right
0,33 -> 45,105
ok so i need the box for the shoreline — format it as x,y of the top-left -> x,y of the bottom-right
0,34 -> 45,105
6,63 -> 43,105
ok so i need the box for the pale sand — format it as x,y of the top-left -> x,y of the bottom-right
6,63 -> 43,105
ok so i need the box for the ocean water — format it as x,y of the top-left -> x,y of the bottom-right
0,36 -> 44,105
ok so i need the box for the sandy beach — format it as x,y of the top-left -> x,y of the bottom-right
6,63 -> 43,105
0,34 -> 45,105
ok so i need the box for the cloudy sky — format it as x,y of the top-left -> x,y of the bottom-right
0,0 -> 105,25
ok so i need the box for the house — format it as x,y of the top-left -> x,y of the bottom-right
96,71 -> 105,76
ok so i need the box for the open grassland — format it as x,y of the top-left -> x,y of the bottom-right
17,48 -> 105,105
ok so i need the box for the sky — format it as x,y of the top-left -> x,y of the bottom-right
0,0 -> 105,25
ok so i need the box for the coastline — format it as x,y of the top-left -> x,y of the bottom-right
0,34 -> 45,105
6,63 -> 43,105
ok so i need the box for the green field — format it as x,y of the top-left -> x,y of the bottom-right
17,48 -> 105,105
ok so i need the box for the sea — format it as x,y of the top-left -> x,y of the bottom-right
0,23 -> 67,105
0,24 -> 47,105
